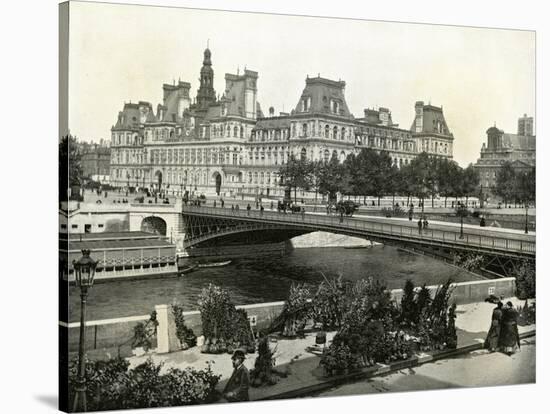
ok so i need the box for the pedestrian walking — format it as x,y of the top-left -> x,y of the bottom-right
213,200 -> 217,208
260,205 -> 264,216
236,204 -> 239,211
221,198 -> 225,208
270,201 -> 274,210
484,301 -> 503,352
417,218 -> 422,234
223,349 -> 250,402
301,207 -> 305,220
246,203 -> 251,215
499,301 -> 521,355
423,217 -> 429,229
231,204 -> 235,211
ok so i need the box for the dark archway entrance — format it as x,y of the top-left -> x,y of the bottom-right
141,216 -> 167,235
214,172 -> 222,195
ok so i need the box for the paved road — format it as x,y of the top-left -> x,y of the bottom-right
316,337 -> 536,398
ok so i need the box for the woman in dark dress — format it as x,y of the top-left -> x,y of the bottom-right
499,301 -> 521,355
484,301 -> 503,352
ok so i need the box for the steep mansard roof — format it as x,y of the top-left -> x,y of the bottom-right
112,103 -> 142,130
410,103 -> 452,136
293,76 -> 352,118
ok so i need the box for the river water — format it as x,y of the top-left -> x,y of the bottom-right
68,245 -> 484,322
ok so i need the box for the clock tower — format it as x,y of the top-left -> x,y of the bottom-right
196,47 -> 216,108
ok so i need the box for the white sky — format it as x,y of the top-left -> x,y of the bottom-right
68,1 -> 535,166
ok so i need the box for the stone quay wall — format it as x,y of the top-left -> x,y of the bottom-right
63,277 -> 515,354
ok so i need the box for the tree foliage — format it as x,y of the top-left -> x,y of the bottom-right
59,135 -> 83,201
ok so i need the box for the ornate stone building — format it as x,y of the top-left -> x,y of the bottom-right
474,114 -> 536,195
110,48 -> 454,197
79,140 -> 111,179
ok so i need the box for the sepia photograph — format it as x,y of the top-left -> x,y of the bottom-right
57,1 -> 536,412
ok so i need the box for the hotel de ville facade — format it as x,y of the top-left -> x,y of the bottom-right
109,47 -> 455,198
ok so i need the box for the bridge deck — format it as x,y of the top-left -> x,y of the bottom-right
181,206 -> 535,258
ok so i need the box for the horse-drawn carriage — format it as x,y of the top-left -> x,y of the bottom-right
277,200 -> 302,213
329,200 -> 359,217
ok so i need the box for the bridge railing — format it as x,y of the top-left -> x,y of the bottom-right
181,205 -> 535,255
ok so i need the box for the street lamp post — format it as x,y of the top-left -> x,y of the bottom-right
72,249 -> 98,413
458,202 -> 466,239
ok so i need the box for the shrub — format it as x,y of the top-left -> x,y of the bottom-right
198,284 -> 255,353
273,283 -> 313,337
321,278 -> 408,373
380,205 -> 406,218
400,279 -> 416,327
320,344 -> 358,376
517,300 -> 536,326
413,280 -> 456,351
313,275 -> 348,330
452,252 -> 486,272
172,304 -> 197,350
68,357 -> 220,410
515,261 -> 536,299
250,335 -> 279,387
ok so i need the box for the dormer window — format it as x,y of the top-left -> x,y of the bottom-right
301,97 -> 311,112
331,100 -> 340,114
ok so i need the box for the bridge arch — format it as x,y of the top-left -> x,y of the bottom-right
141,216 -> 167,236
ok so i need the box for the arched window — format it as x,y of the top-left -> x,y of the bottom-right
333,126 -> 338,140
302,123 -> 308,137
325,125 -> 330,138
234,126 -> 238,137
300,148 -> 307,161
341,127 -> 346,140
240,126 -> 244,138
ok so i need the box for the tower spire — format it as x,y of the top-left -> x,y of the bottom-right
197,44 -> 216,108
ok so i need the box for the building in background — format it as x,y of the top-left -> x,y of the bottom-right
80,139 -> 111,183
474,114 -> 536,196
109,48 -> 455,197
410,101 -> 454,158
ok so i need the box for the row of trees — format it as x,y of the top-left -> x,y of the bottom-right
279,149 -> 480,208
495,161 -> 536,207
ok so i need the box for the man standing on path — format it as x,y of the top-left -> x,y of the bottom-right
418,218 -> 423,235
223,349 -> 250,402
247,203 -> 251,216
